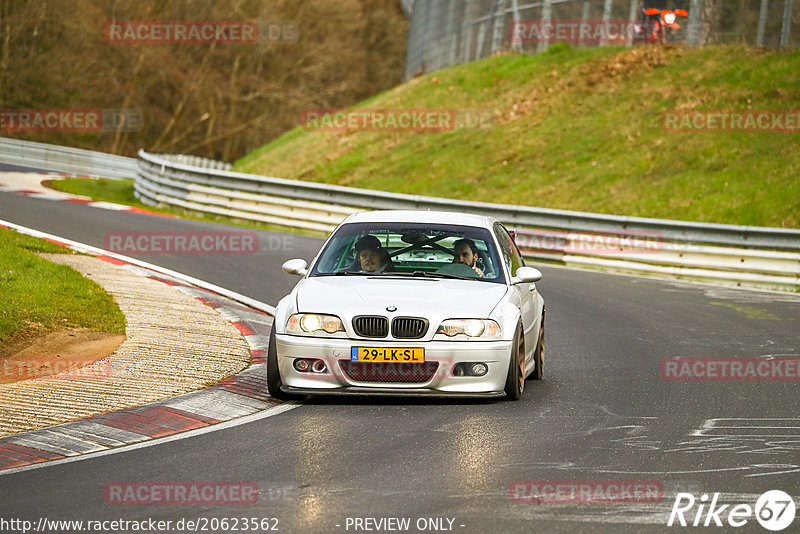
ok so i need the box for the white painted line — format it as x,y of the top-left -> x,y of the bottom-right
0,218 -> 276,315
3,436 -> 87,457
745,465 -> 800,478
37,426 -> 130,449
690,417 -> 800,437
595,464 -> 800,478
162,389 -> 271,420
56,421 -> 151,445
594,466 -> 753,475
26,192 -> 74,200
87,201 -> 132,211
0,402 -> 299,477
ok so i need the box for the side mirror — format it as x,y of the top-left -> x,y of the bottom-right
282,258 -> 308,276
512,266 -> 543,284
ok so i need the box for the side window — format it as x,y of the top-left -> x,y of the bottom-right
494,223 -> 524,276
509,229 -> 526,269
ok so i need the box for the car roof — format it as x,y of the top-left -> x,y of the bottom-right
340,210 -> 499,229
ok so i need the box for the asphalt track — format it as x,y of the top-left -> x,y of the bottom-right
1,171 -> 799,533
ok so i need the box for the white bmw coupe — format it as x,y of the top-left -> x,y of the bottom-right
268,210 -> 545,400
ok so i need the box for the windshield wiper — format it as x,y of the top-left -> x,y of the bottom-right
315,271 -> 369,276
316,270 -> 476,280
384,271 -> 476,281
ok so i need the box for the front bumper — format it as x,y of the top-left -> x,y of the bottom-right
275,334 -> 513,395
281,386 -> 506,398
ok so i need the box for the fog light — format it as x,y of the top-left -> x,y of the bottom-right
470,363 -> 488,376
294,359 -> 310,372
311,360 -> 327,373
453,362 -> 489,377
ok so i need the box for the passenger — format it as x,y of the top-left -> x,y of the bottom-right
354,235 -> 394,273
453,238 -> 484,277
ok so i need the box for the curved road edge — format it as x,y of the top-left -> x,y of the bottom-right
0,220 -> 294,476
0,217 -> 276,315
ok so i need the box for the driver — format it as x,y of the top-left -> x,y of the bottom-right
354,235 -> 393,273
453,238 -> 484,277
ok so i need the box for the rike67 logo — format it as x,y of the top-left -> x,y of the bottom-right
668,490 -> 796,531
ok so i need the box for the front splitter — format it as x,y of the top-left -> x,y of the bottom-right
281,386 -> 506,399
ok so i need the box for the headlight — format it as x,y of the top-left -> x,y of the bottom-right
286,313 -> 345,335
436,319 -> 501,339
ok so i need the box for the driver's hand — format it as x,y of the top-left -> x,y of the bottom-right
472,265 -> 484,277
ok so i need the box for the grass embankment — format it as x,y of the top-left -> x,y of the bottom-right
0,228 -> 126,350
46,177 -> 140,206
233,45 -> 800,229
46,177 -> 180,218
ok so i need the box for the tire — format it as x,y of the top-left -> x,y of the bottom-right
504,325 -> 525,401
528,312 -> 544,381
267,326 -> 304,401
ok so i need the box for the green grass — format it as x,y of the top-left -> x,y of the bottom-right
233,45 -> 800,229
48,177 -> 140,205
0,228 -> 126,345
46,178 -> 175,215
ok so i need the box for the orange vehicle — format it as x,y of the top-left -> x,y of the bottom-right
633,2 -> 689,44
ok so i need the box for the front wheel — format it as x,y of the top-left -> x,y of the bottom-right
267,326 -> 304,401
503,325 -> 525,401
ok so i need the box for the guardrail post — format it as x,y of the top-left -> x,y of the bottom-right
627,0 -> 638,47
462,0 -> 484,63
538,0 -> 552,53
510,0 -> 522,52
475,18 -> 488,61
686,0 -> 705,47
490,0 -> 508,55
600,0 -> 614,46
757,0 -> 770,47
781,0 -> 794,48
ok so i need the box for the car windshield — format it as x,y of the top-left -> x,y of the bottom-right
309,222 -> 505,283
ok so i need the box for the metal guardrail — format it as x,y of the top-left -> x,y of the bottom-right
135,150 -> 800,292
513,228 -> 800,291
135,153 -> 358,233
0,137 -> 137,179
136,150 -> 800,250
0,139 -> 797,291
158,153 -> 233,172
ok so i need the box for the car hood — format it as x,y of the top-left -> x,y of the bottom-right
295,276 -> 508,319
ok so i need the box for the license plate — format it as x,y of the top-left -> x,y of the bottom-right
351,347 -> 425,363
